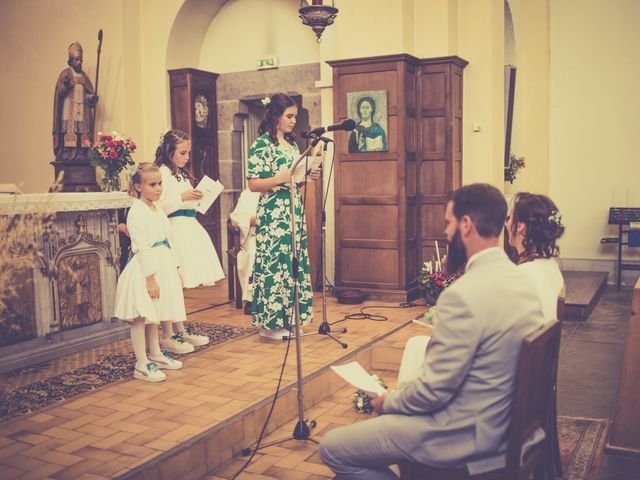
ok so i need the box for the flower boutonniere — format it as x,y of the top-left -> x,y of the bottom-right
353,375 -> 387,414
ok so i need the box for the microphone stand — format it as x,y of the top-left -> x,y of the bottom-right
292,137 -> 348,348
242,140 -> 321,455
242,134 -> 349,460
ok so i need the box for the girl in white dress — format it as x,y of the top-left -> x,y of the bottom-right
506,192 -> 566,322
154,130 -> 225,353
114,163 -> 185,382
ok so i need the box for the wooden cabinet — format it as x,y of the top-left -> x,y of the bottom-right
168,68 -> 222,259
328,55 -> 466,302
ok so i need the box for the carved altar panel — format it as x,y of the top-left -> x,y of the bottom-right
0,266 -> 36,348
0,192 -> 131,370
57,253 -> 103,330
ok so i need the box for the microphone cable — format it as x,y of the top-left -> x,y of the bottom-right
230,323 -> 293,480
232,137 -> 313,478
330,301 -> 426,325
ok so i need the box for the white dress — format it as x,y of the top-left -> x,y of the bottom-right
114,198 -> 186,324
229,189 -> 261,302
518,257 -> 564,322
158,165 -> 225,289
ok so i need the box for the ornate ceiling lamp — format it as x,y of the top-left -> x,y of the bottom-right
299,0 -> 338,43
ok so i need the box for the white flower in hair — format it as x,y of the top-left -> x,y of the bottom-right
548,211 -> 562,225
261,96 -> 271,106
158,129 -> 170,148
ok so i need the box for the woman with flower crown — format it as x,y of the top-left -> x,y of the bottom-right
247,93 -> 319,340
506,192 -> 565,322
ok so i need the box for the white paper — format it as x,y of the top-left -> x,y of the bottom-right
188,175 -> 224,214
292,155 -> 322,184
330,361 -> 386,396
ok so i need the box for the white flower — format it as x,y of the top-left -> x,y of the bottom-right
261,96 -> 271,106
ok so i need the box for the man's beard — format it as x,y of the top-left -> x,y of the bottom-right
446,228 -> 468,274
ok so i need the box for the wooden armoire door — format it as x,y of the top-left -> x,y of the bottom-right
168,68 -> 222,261
329,55 -> 466,302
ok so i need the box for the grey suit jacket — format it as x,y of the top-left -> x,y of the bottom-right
383,247 -> 545,472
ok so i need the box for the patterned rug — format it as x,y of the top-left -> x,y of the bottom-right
559,416 -> 609,480
0,322 -> 256,423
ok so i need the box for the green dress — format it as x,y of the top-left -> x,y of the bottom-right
247,133 -> 314,330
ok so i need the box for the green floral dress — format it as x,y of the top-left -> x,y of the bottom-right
247,134 -> 314,330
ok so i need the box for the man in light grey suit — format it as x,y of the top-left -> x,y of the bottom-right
319,184 -> 546,479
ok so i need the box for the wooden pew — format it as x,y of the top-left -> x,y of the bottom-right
606,276 -> 640,455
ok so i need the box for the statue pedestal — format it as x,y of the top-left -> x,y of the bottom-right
0,192 -> 132,373
51,148 -> 100,192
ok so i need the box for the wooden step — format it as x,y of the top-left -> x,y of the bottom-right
562,271 -> 609,321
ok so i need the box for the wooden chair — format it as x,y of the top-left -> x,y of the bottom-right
399,320 -> 562,480
549,295 -> 565,478
226,218 -> 242,309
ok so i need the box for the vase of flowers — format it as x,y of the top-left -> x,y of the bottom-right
89,130 -> 137,192
418,260 -> 458,306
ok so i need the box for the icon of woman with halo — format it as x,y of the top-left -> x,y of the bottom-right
348,95 -> 387,153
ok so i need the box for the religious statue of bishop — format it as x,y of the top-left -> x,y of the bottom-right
52,42 -> 99,159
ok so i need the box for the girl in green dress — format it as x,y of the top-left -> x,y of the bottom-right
247,93 -> 317,340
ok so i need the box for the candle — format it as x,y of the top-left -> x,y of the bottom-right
435,240 -> 441,267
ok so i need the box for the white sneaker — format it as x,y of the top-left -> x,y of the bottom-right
160,335 -> 195,354
134,362 -> 166,382
149,352 -> 183,370
179,327 -> 209,346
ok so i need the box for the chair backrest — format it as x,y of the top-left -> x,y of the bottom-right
504,319 -> 561,477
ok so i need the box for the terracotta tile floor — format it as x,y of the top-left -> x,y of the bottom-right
207,382 -> 380,480
207,323 -> 430,480
0,284 -> 425,479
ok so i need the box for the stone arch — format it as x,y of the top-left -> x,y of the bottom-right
166,0 -> 229,69
164,1 -> 322,278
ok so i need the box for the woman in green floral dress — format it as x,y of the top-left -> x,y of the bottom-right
247,93 -> 317,339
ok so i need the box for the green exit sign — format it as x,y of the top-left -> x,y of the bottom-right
257,57 -> 279,70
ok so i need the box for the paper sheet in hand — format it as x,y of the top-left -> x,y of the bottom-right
188,175 -> 224,214
330,361 -> 386,395
292,155 -> 322,184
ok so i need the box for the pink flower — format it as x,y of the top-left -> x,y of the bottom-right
129,140 -> 137,151
82,139 -> 90,147
99,135 -> 112,142
101,151 -> 108,158
109,149 -> 118,159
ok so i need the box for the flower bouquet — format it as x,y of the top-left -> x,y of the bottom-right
504,154 -> 525,184
89,130 -> 137,192
353,375 -> 387,414
419,260 -> 458,306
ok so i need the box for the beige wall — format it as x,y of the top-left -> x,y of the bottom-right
0,0 -> 131,193
549,0 -> 640,270
506,0 -> 550,195
1,0 -> 637,282
457,0 -> 505,186
199,0 -> 319,74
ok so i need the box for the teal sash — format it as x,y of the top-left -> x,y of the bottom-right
168,209 -> 197,218
127,239 -> 170,264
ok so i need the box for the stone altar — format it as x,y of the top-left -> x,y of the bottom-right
0,192 -> 132,373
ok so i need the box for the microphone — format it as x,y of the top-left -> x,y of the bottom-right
301,133 -> 334,143
302,119 -> 356,138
